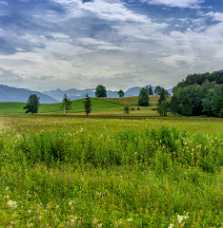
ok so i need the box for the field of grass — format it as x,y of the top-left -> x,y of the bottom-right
0,116 -> 223,227
0,96 -> 159,116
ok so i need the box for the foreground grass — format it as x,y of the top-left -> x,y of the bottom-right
0,117 -> 223,227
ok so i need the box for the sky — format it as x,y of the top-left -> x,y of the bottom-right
0,0 -> 223,91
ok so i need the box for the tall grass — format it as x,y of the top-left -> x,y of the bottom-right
0,118 -> 223,227
14,127 -> 223,173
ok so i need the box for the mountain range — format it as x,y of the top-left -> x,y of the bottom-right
0,85 -> 56,103
44,87 -> 146,102
0,84 -> 172,103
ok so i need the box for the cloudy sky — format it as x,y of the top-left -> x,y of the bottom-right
0,0 -> 223,90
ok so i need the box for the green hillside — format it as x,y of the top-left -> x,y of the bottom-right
0,96 -> 159,115
40,98 -> 124,113
0,102 -> 25,114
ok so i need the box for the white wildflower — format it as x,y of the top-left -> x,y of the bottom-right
68,201 -> 74,207
69,215 -> 78,225
177,215 -> 184,224
177,212 -> 189,224
6,200 -> 17,209
168,224 -> 174,228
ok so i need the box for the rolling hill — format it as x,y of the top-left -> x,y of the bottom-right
0,96 -> 159,115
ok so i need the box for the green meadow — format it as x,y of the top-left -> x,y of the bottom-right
0,115 -> 223,227
0,97 -> 223,227
0,96 -> 159,116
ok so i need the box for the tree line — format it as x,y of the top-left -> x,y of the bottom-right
24,71 -> 223,117
171,71 -> 223,117
24,84 -> 169,116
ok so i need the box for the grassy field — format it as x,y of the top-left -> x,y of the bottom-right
0,116 -> 223,227
0,96 -> 159,116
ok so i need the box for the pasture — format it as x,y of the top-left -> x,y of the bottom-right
0,96 -> 159,116
0,116 -> 223,227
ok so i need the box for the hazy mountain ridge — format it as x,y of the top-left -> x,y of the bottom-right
0,84 -> 172,103
45,88 -> 121,102
0,85 -> 57,103
45,87 -> 148,102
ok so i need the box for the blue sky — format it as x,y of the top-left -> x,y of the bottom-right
0,0 -> 223,90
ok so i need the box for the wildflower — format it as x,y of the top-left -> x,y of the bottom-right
92,218 -> 98,225
68,200 -> 74,207
177,212 -> 189,224
5,194 -> 10,199
6,200 -> 17,209
127,218 -> 133,222
68,215 -> 78,225
168,224 -> 174,228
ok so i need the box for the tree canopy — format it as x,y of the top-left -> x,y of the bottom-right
24,94 -> 39,114
62,94 -> 72,114
171,71 -> 223,117
138,87 -> 149,106
117,90 -> 125,98
95,85 -> 107,98
84,95 -> 92,116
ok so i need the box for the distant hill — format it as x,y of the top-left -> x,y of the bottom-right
45,88 -> 120,102
125,87 -> 141,97
0,84 -> 171,104
0,85 -> 56,103
45,86 -> 153,102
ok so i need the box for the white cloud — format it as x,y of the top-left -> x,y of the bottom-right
206,12 -> 223,22
1,0 -> 223,90
143,0 -> 203,8
53,0 -> 149,22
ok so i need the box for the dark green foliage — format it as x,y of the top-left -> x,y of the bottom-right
154,86 -> 162,95
117,89 -> 125,98
202,85 -> 223,117
158,88 -> 168,104
157,100 -> 169,116
171,85 -> 204,116
176,71 -> 223,88
95,85 -> 107,97
138,87 -> 149,106
84,95 -> 92,116
157,88 -> 169,116
123,105 -> 129,114
147,85 -> 153,95
171,72 -> 223,117
62,94 -> 72,113
24,94 -> 39,114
